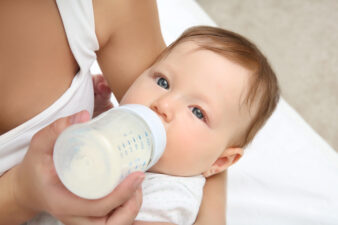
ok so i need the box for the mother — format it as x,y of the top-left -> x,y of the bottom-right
0,0 -> 225,224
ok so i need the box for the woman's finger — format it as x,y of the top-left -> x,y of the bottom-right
97,172 -> 144,214
57,172 -> 145,217
107,187 -> 143,225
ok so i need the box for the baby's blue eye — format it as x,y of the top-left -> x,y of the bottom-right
192,107 -> 204,120
157,77 -> 169,89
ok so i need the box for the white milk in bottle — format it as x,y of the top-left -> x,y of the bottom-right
53,104 -> 166,199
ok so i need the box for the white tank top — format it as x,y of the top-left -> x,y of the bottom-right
0,0 -> 99,175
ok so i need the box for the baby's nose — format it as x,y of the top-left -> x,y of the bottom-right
150,102 -> 174,123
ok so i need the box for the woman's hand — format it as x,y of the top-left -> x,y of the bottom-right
12,111 -> 144,224
60,186 -> 143,225
93,74 -> 114,117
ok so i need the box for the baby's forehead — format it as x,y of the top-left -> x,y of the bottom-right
169,41 -> 209,56
158,41 -> 211,61
160,42 -> 252,92
164,45 -> 253,113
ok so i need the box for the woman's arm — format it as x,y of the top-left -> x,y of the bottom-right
94,0 -> 166,101
194,171 -> 227,225
0,168 -> 37,225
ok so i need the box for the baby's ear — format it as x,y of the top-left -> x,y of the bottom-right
202,147 -> 243,178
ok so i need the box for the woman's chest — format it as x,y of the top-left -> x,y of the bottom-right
0,0 -> 78,134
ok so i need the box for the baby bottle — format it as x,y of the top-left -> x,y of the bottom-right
53,104 -> 166,199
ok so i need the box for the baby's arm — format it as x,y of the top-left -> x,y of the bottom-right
194,172 -> 226,225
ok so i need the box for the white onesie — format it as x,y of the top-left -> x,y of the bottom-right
136,172 -> 206,225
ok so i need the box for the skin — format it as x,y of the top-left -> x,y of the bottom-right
121,42 -> 250,179
0,0 -> 228,224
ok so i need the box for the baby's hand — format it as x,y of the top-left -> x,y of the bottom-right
11,111 -> 144,223
93,74 -> 113,117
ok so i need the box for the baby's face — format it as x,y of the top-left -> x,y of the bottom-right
120,42 -> 251,176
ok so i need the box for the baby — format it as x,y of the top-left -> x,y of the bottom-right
30,25 -> 279,225
119,26 -> 280,225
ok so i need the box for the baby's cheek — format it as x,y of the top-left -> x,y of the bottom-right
173,129 -> 219,167
149,131 -> 195,175
169,130 -> 200,164
169,128 -> 196,153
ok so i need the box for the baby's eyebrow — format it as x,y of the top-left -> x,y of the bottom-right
160,63 -> 178,77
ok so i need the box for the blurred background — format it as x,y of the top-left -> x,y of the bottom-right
196,0 -> 338,151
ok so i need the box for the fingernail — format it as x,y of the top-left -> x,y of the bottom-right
133,175 -> 145,189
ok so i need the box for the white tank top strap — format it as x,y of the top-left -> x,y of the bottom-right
56,0 -> 99,73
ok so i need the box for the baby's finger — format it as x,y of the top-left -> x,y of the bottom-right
92,74 -> 104,83
98,82 -> 111,94
93,74 -> 104,93
98,172 -> 144,214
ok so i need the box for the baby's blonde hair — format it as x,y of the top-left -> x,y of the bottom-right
154,26 -> 280,148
